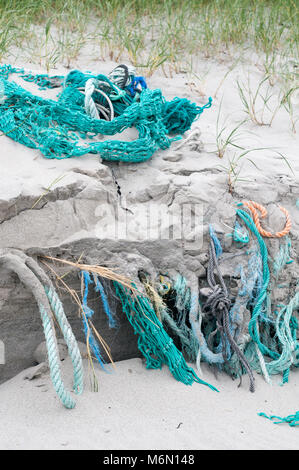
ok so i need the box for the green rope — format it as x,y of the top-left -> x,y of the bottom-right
114,281 -> 218,391
45,287 -> 84,395
236,207 -> 278,361
0,64 -> 212,162
258,291 -> 299,427
0,250 -> 83,409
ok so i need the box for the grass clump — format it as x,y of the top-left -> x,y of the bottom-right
0,0 -> 297,76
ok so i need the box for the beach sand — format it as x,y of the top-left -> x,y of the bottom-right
0,357 -> 299,450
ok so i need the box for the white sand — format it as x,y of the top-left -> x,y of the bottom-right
0,358 -> 299,450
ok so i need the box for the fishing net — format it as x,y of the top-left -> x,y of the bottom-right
0,63 -> 211,162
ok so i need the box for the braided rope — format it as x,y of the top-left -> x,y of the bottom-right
82,78 -> 114,120
109,64 -> 135,89
39,303 -> 76,408
45,287 -> 84,395
206,230 -> 255,392
263,292 -> 299,378
236,209 -> 278,358
0,250 -> 83,409
188,274 -> 225,368
241,200 -> 291,238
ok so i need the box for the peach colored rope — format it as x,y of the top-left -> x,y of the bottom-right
241,200 -> 291,238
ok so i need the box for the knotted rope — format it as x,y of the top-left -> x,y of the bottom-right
109,64 -> 135,90
240,201 -> 291,238
0,249 -> 83,409
204,227 -> 255,392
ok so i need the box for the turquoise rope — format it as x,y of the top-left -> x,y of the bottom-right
45,287 -> 84,395
236,207 -> 278,360
258,292 -> 299,427
114,281 -> 218,392
0,65 -> 212,162
39,302 -> 77,409
0,250 -> 83,409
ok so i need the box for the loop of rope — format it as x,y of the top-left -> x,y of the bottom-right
240,200 -> 291,238
45,287 -> 84,395
80,78 -> 114,121
0,250 -> 83,408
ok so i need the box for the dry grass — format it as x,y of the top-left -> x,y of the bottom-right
41,256 -> 117,390
40,254 -> 162,386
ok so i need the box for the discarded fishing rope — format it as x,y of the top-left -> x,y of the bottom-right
258,291 -> 299,427
114,280 -> 218,391
0,63 -> 212,162
80,270 -> 117,371
204,226 -> 255,392
236,208 -> 278,360
0,249 -> 83,409
140,272 -> 198,363
234,203 -> 299,390
81,271 -> 108,370
240,201 -> 291,238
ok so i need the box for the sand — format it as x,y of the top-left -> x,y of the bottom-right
0,357 -> 299,450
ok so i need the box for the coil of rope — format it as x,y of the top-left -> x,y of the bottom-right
239,200 -> 291,238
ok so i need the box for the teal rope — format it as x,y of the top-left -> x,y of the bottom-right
45,287 -> 84,395
258,292 -> 299,427
0,65 -> 212,162
236,207 -> 278,360
114,281 -> 218,392
39,303 -> 77,409
0,250 -> 83,409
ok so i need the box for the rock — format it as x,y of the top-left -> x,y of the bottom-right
184,256 -> 204,273
198,253 -> 209,265
200,287 -> 213,297
77,341 -> 89,359
34,339 -> 68,364
132,188 -> 151,203
172,175 -> 190,187
23,362 -> 49,380
147,177 -> 170,199
162,151 -> 182,162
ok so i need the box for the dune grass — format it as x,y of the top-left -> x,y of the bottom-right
0,0 -> 297,75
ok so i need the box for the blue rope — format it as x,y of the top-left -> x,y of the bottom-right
209,224 -> 223,258
94,276 -> 117,328
82,271 -> 107,369
128,76 -> 147,97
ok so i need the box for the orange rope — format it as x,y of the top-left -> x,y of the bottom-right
241,200 -> 291,238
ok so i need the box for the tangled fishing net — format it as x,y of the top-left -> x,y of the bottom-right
0,63 -> 211,162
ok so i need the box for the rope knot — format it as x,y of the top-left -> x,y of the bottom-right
205,284 -> 231,315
